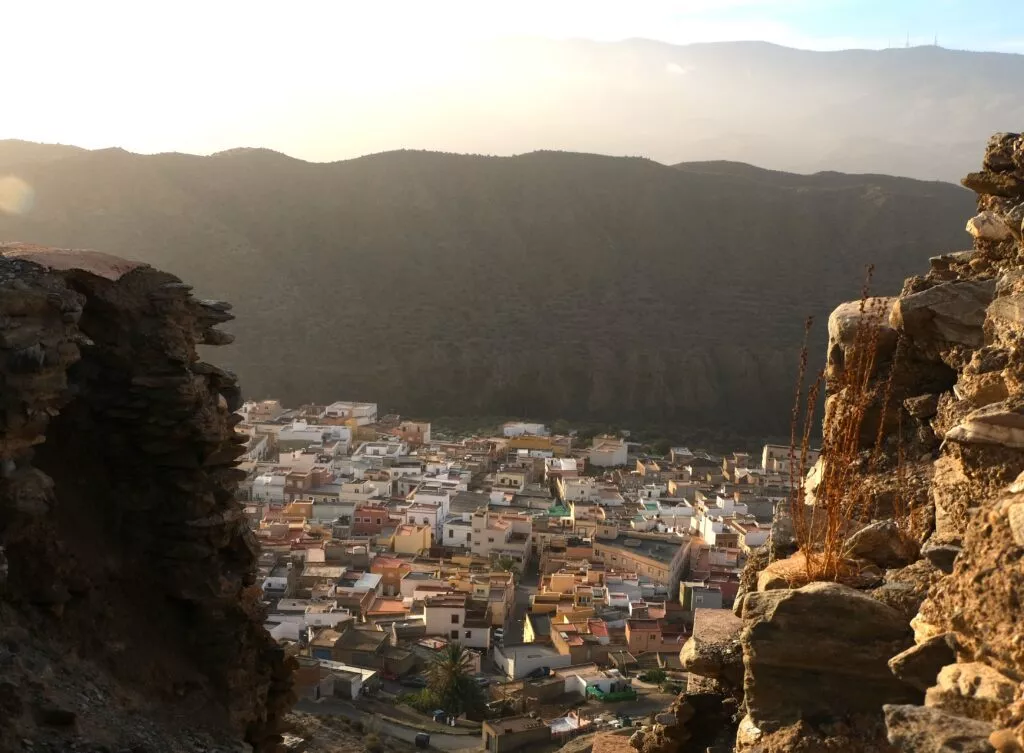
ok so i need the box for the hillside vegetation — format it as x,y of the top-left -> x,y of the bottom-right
0,142 -> 974,434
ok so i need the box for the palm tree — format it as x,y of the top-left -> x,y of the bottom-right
426,643 -> 485,716
495,556 -> 520,584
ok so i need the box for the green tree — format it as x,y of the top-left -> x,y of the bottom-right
426,643 -> 485,716
495,556 -> 520,583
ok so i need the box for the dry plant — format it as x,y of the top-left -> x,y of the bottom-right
787,266 -> 906,583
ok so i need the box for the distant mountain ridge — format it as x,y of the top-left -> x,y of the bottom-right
5,40 -> 1022,182
0,141 -> 975,438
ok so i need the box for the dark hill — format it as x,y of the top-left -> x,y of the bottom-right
0,142 -> 974,436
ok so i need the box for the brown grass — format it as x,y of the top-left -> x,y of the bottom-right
788,266 -> 906,582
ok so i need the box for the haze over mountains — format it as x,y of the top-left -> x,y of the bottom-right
12,41 -> 1023,183
0,140 -> 974,438
365,40 -> 1023,183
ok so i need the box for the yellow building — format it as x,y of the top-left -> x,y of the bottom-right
391,523 -> 432,555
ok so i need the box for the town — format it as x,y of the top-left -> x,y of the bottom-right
239,399 -> 817,752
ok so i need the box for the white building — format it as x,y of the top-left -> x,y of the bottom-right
470,510 -> 532,565
352,440 -> 408,467
252,472 -> 287,503
558,477 -> 600,503
588,437 -> 628,468
277,420 -> 352,447
423,594 -> 491,649
493,645 -> 572,680
324,401 -> 378,426
502,422 -> 550,438
761,443 -> 820,474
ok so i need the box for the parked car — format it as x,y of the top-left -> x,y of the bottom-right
474,675 -> 492,687
380,671 -> 399,681
400,676 -> 428,688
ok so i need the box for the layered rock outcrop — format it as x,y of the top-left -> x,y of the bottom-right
643,134 -> 1024,753
0,244 -> 292,752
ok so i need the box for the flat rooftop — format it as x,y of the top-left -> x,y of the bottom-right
599,537 -> 683,564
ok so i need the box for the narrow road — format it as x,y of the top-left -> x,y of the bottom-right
505,566 -> 539,645
294,698 -> 481,751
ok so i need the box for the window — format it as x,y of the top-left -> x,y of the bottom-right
488,538 -> 494,543
448,530 -> 454,538
450,630 -> 459,639
451,614 -> 460,624
465,630 -> 472,639
466,532 -> 471,541
423,517 -> 430,525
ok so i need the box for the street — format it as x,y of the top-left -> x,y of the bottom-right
504,565 -> 539,645
294,697 -> 481,751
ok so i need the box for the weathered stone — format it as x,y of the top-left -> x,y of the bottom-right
967,212 -> 1014,242
989,729 -> 1024,753
926,663 -> 1018,722
680,608 -> 743,687
931,452 -> 974,541
921,540 -> 962,573
889,633 -> 959,692
844,519 -> 916,568
885,704 -> 995,753
892,279 -> 996,350
756,551 -> 806,590
946,399 -> 1024,449
984,133 -> 1022,172
955,371 -> 1011,409
827,297 -> 899,379
872,559 -> 944,620
905,393 -> 940,419
0,245 -> 292,752
963,170 -> 1024,199
988,293 -> 1024,327
741,582 -> 918,730
1007,502 -> 1024,546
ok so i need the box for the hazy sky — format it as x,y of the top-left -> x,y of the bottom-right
4,0 -> 1023,158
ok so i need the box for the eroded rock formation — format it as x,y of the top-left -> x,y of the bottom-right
640,135 -> 1024,753
0,244 -> 292,752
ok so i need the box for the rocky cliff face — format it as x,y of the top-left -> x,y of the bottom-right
0,244 -> 292,752
636,135 -> 1024,753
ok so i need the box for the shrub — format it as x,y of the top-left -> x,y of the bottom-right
365,733 -> 383,753
789,267 -> 907,583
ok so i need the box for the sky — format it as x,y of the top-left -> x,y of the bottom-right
3,0 -> 1024,157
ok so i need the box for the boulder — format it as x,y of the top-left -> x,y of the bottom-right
889,633 -> 959,692
892,279 -> 996,350
967,212 -> 1013,242
741,582 -> 918,730
844,520 -> 916,568
680,608 -> 743,688
827,297 -> 899,379
925,663 -> 1018,722
756,552 -> 806,590
885,704 -> 995,753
